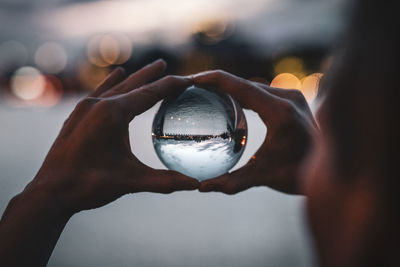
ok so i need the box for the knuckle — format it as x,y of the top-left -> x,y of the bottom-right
94,99 -> 114,111
211,69 -> 227,79
163,75 -> 179,84
76,97 -> 99,110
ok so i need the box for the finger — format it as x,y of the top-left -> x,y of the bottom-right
132,169 -> 199,193
89,67 -> 125,97
252,81 -> 295,99
253,81 -> 309,107
253,81 -> 317,127
102,59 -> 166,97
199,175 -> 232,193
119,75 -> 192,121
199,166 -> 256,195
192,70 -> 284,119
199,155 -> 265,194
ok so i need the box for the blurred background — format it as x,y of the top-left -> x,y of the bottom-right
1,0 -> 349,266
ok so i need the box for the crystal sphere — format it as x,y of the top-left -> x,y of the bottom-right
152,85 -> 247,181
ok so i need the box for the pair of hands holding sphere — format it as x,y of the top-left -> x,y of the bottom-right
29,59 -> 316,216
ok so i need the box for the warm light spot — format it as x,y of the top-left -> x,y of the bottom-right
301,73 -> 323,103
170,116 -> 174,120
241,138 -> 246,146
34,42 -> 68,74
78,62 -> 110,90
87,35 -> 109,67
11,66 -> 45,100
35,75 -> 63,107
87,33 -> 132,67
193,19 -> 229,42
113,33 -> 132,65
274,57 -> 305,78
270,73 -> 301,90
99,34 -> 120,65
9,75 -> 63,107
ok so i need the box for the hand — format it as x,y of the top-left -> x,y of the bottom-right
28,59 -> 199,214
193,70 -> 317,194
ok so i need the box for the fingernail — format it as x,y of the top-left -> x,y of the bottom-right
153,58 -> 166,65
190,73 -> 202,79
115,66 -> 125,74
199,183 -> 211,192
107,67 -> 123,78
182,75 -> 194,82
191,182 -> 200,189
191,70 -> 213,79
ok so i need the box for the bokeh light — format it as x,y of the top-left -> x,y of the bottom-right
99,34 -> 120,65
78,62 -> 110,90
301,73 -> 323,103
87,33 -> 132,67
87,35 -> 109,67
11,66 -> 46,101
270,73 -> 301,90
34,75 -> 63,107
193,19 -> 231,43
274,56 -> 305,78
109,33 -> 132,65
34,42 -> 68,74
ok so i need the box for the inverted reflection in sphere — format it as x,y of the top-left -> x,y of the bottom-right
152,85 -> 247,181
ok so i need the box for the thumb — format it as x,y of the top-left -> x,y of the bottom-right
130,169 -> 199,194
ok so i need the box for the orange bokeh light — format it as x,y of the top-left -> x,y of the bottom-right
87,33 -> 132,67
241,138 -> 246,147
11,66 -> 46,101
300,73 -> 323,103
35,75 -> 64,107
274,57 -> 305,78
78,62 -> 110,90
270,73 -> 301,90
9,68 -> 63,107
192,19 -> 230,43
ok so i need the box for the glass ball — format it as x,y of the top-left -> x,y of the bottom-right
152,85 -> 247,181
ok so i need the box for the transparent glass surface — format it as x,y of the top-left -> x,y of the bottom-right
152,85 -> 247,181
